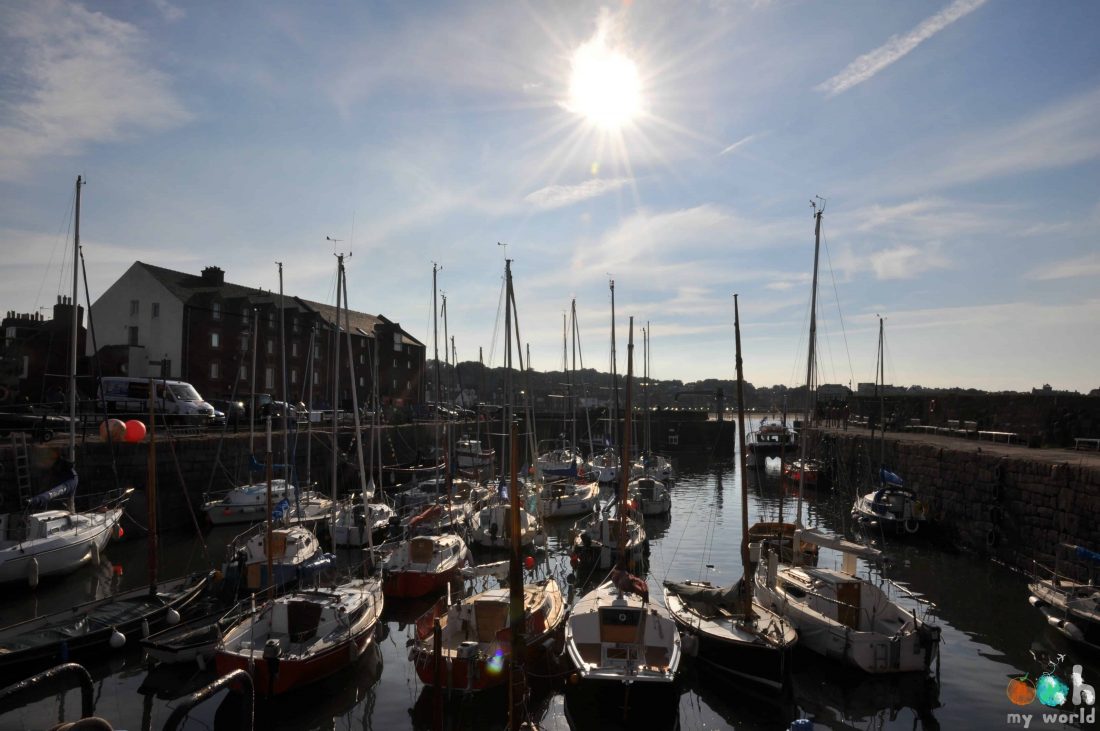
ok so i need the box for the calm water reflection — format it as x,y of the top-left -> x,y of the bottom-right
2,421 -> 1098,730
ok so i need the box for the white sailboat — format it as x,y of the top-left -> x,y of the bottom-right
753,203 -> 941,674
564,318 -> 681,712
0,176 -> 129,587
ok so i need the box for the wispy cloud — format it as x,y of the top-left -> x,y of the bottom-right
816,0 -> 988,96
718,133 -> 760,157
0,1 -> 190,180
524,178 -> 631,210
150,0 -> 185,23
1027,253 -> 1100,281
869,243 -> 950,280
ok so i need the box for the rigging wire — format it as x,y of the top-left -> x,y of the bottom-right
821,221 -> 857,389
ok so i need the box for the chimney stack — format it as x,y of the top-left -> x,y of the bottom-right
201,266 -> 225,286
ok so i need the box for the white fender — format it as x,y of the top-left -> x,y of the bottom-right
109,628 -> 126,649
90,541 -> 101,568
28,557 -> 39,589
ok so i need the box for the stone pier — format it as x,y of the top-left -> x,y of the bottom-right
808,425 -> 1100,571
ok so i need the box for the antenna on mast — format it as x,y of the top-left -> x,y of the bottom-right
327,236 -> 348,259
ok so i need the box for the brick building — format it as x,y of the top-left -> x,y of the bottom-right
0,297 -> 86,405
88,262 -> 425,408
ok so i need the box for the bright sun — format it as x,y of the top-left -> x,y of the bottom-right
566,34 -> 641,130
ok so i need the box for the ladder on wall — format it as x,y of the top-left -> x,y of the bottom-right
11,432 -> 32,505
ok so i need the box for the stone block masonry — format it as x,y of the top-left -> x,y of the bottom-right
809,428 -> 1100,573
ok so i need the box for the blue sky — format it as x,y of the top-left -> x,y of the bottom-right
1,0 -> 1098,392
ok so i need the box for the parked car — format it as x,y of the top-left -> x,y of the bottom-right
207,398 -> 246,427
0,405 -> 74,443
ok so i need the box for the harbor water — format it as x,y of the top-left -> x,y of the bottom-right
1,422 -> 1097,730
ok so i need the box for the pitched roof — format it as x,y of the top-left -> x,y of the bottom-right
132,262 -> 422,346
298,298 -> 423,347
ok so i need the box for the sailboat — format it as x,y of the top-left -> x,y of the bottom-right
0,372 -> 210,682
537,303 -> 600,520
468,260 -> 542,550
663,294 -> 797,692
214,576 -> 384,696
215,250 -> 385,697
0,177 -> 130,587
1028,543 -> 1100,651
851,317 -> 929,535
585,280 -> 621,484
409,398 -> 566,694
564,318 -> 681,712
753,203 -> 941,674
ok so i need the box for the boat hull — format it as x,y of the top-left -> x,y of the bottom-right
215,629 -> 374,696
0,572 -> 210,683
383,565 -> 461,599
0,509 -> 122,584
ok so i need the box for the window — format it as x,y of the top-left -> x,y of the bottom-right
407,380 -> 411,390
393,359 -> 397,368
20,355 -> 28,378
211,332 -> 220,348
392,379 -> 397,391
210,362 -> 220,378
239,365 -> 248,381
265,367 -> 275,390
292,317 -> 300,333
359,353 -> 364,364
407,360 -> 410,370
266,339 -> 274,355
358,376 -> 364,387
313,344 -> 320,359
152,303 -> 160,318
290,370 -> 298,385
239,335 -> 248,352
212,302 -> 221,320
291,343 -> 298,357
313,371 -> 319,385
394,332 -> 402,352
267,311 -> 275,327
243,308 -> 251,323
128,326 -> 139,346
130,300 -> 139,315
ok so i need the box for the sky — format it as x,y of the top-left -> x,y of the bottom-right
1,0 -> 1098,393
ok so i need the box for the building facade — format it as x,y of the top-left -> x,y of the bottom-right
0,298 -> 86,405
89,262 -> 425,409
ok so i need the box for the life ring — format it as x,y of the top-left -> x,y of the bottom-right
904,518 -> 920,534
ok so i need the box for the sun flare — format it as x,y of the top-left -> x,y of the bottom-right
566,30 -> 641,130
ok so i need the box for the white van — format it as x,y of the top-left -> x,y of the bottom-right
99,377 -> 216,424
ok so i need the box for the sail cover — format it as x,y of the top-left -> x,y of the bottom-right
29,471 -> 78,510
879,467 -> 904,487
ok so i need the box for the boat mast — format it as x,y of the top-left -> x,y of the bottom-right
504,260 -> 513,477
432,263 -> 442,484
506,293 -> 525,728
877,316 -> 886,475
69,176 -> 81,466
609,279 -> 618,450
570,300 -> 578,468
796,201 -> 823,526
331,251 -> 345,554
617,318 -> 634,569
341,270 -> 372,550
278,263 -> 293,514
733,295 -> 754,617
147,378 -> 158,592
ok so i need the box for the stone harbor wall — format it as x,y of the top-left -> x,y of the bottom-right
810,429 -> 1100,573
